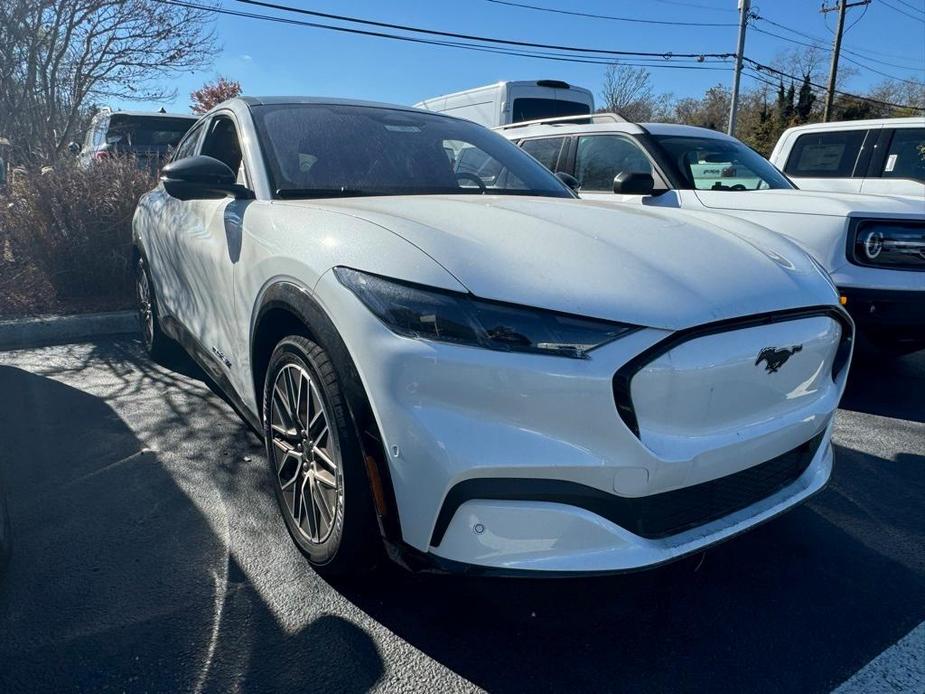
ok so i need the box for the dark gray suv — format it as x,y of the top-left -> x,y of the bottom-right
75,109 -> 197,170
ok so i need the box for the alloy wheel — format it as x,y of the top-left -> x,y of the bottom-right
136,261 -> 154,347
269,363 -> 341,544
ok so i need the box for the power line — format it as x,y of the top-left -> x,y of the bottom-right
744,57 -> 921,110
890,0 -> 925,15
751,23 -> 924,72
751,25 -> 924,83
155,0 -> 920,112
881,0 -> 925,22
753,12 -> 923,63
480,0 -> 737,27
230,0 -> 734,59
155,0 -> 733,69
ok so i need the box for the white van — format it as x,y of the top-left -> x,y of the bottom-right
770,117 -> 925,198
414,80 -> 594,129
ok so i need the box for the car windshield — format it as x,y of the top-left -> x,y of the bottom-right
106,115 -> 197,147
652,135 -> 793,191
250,103 -> 574,199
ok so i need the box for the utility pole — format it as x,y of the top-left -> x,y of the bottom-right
727,0 -> 750,136
821,0 -> 871,122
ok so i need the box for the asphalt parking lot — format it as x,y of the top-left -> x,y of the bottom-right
0,338 -> 922,693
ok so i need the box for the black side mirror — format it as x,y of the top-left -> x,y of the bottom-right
161,155 -> 254,201
555,171 -> 580,192
613,171 -> 654,196
67,142 -> 80,155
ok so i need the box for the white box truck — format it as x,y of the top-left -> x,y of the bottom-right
414,80 -> 594,128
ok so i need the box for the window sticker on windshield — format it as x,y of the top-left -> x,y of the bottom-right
885,154 -> 898,172
385,125 -> 422,133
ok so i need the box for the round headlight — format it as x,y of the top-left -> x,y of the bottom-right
863,230 -> 883,259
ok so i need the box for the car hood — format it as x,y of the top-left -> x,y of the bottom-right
694,188 -> 925,218
282,195 -> 837,331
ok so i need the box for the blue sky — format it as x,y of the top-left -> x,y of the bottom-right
120,0 -> 925,114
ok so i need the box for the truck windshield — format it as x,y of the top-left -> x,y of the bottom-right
652,135 -> 793,191
251,103 -> 574,199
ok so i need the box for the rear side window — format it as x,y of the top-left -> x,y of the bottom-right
784,130 -> 866,177
882,128 -> 925,182
520,137 -> 565,171
511,98 -> 590,123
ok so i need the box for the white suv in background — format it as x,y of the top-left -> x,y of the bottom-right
501,114 -> 925,355
133,97 -> 851,576
770,117 -> 925,198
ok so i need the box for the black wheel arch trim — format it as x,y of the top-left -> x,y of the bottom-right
250,280 -> 404,544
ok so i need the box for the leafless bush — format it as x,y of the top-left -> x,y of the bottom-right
0,157 -> 156,313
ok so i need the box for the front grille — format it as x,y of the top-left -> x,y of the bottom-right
620,433 -> 824,539
429,434 -> 825,547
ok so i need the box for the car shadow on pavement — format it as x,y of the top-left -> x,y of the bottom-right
840,350 -> 925,423
0,364 -> 384,693
336,442 -> 925,694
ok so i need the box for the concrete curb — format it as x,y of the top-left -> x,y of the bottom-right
0,311 -> 138,351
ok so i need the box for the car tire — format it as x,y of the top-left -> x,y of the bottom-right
263,335 -> 380,576
135,257 -> 173,362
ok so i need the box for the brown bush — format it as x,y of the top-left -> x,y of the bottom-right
0,157 -> 157,316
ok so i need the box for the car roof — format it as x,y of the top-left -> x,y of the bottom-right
237,95 -> 429,114
781,116 -> 925,133
104,111 -> 197,120
498,118 -> 737,142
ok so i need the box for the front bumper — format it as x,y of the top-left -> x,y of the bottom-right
315,271 -> 848,574
839,287 -> 925,348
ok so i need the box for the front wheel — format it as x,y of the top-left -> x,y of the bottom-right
263,335 -> 380,576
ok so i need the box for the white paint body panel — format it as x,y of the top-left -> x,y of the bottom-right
502,121 -> 925,295
770,117 -> 925,199
134,98 -> 852,573
414,81 -> 594,128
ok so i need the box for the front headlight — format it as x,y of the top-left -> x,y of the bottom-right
335,267 -> 639,359
850,220 -> 925,270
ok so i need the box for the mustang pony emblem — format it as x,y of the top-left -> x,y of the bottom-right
755,345 -> 803,373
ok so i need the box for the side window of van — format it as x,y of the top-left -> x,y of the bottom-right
882,128 -> 925,182
784,130 -> 867,178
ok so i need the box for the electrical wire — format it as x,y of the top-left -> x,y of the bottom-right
744,58 -> 921,109
881,0 -> 925,22
480,0 -> 737,28
230,0 -> 734,59
890,0 -> 925,15
753,12 -> 923,62
751,26 -> 925,82
154,0 -> 733,69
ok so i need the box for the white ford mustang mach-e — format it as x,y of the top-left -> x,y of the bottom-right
133,97 -> 853,576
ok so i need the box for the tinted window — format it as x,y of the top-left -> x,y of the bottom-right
201,116 -> 243,176
520,137 -> 565,171
511,98 -> 590,123
251,104 -> 572,199
882,128 -> 925,182
105,115 -> 197,148
575,135 -> 653,191
654,135 -> 793,191
784,130 -> 866,177
172,121 -> 205,161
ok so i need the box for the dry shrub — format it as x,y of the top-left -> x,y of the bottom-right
0,157 -> 157,315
